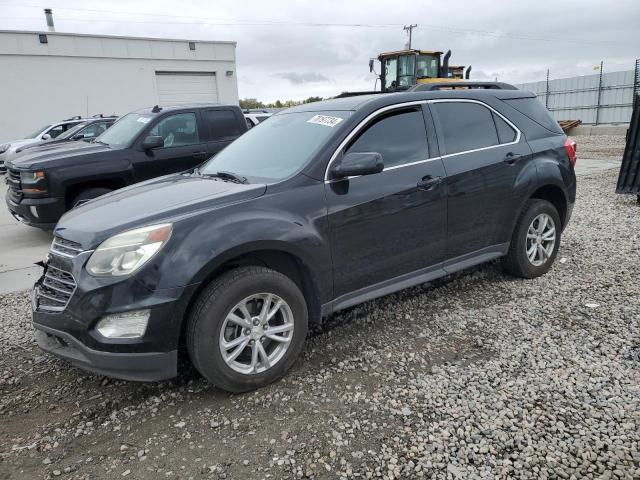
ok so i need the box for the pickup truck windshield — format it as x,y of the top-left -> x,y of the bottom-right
95,113 -> 152,147
200,111 -> 350,182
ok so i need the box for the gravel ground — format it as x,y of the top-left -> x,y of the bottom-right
1,169 -> 638,480
572,135 -> 626,160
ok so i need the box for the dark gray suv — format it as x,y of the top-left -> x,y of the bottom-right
31,86 -> 576,392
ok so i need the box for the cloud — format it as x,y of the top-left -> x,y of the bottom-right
1,0 -> 638,102
273,72 -> 333,84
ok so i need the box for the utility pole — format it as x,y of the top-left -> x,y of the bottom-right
404,24 -> 417,50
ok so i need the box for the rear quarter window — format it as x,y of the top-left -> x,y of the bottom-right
501,97 -> 563,134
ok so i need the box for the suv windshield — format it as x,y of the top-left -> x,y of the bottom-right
58,122 -> 89,140
95,113 -> 153,147
25,125 -> 50,139
200,111 -> 350,182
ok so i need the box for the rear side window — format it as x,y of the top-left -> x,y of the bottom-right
501,97 -> 563,134
492,112 -> 517,143
346,109 -> 428,169
432,102 -> 498,155
203,110 -> 242,141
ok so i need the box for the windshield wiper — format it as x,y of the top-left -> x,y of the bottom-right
93,139 -> 109,146
202,170 -> 249,184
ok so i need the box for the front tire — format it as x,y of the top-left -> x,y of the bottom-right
504,199 -> 561,278
186,266 -> 308,392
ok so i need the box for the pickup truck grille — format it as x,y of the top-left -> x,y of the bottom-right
7,168 -> 22,203
51,236 -> 84,258
36,264 -> 77,312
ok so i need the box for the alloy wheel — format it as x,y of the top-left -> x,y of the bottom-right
218,293 -> 295,374
525,213 -> 556,266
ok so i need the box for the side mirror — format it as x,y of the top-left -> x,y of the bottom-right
142,135 -> 164,150
41,134 -> 51,140
369,59 -> 374,73
329,152 -> 384,180
72,133 -> 86,140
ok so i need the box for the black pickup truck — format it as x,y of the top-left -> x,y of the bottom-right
5,104 -> 247,229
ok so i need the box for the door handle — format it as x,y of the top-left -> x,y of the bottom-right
192,151 -> 208,160
503,152 -> 523,165
417,175 -> 443,191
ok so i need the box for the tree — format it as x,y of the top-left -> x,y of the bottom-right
239,98 -> 265,109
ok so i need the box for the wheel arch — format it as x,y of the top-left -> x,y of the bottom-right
177,244 -> 323,350
529,183 -> 568,229
65,178 -> 128,209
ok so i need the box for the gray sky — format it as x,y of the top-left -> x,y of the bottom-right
1,0 -> 638,102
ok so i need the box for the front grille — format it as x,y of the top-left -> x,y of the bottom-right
7,169 -> 22,203
51,236 -> 84,257
36,264 -> 77,312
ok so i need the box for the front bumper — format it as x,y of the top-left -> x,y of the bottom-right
32,251 -> 199,382
34,325 -> 177,381
5,191 -> 65,229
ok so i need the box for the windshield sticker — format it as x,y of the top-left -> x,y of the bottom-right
137,117 -> 151,124
307,115 -> 343,127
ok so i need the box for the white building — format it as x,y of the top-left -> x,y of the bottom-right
0,30 -> 239,143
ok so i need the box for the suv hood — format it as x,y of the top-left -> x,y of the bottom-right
3,139 -> 36,152
55,173 -> 267,247
7,140 -> 113,169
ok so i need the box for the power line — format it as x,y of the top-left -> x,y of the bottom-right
0,2 -> 627,46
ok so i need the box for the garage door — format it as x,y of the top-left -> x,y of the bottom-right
155,71 -> 218,105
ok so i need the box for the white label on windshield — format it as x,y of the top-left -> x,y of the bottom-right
137,117 -> 151,124
307,115 -> 343,127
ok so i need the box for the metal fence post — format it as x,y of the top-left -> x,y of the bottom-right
633,58 -> 639,101
595,61 -> 604,125
545,69 -> 550,108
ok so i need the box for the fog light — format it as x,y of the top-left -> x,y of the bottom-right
30,206 -> 39,218
95,310 -> 150,339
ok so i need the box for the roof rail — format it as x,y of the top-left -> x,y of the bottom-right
408,81 -> 518,92
63,115 -> 82,121
91,114 -> 118,118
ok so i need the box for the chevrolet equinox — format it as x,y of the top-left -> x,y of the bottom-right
32,88 -> 577,392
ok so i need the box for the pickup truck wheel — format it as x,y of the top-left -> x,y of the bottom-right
71,187 -> 112,208
504,199 -> 561,279
186,266 -> 308,392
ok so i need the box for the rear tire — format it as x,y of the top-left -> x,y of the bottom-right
71,187 -> 112,209
504,199 -> 561,278
186,266 -> 308,392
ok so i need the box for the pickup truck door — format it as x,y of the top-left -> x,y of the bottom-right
133,111 -> 208,181
202,108 -> 245,158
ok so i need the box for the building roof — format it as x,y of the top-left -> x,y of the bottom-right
0,30 -> 236,45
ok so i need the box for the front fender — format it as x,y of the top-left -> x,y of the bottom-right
155,183 -> 332,300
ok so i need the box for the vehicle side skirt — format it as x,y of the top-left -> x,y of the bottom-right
321,242 -> 509,316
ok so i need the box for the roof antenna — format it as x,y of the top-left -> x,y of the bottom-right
152,105 -> 162,113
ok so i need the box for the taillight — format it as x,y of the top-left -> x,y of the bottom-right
564,137 -> 577,167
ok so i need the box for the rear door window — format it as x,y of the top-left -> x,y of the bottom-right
346,108 -> 428,169
432,102 -> 499,155
203,109 -> 242,141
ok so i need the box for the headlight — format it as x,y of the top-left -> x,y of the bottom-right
0,143 -> 9,154
20,170 -> 45,182
86,223 -> 173,277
